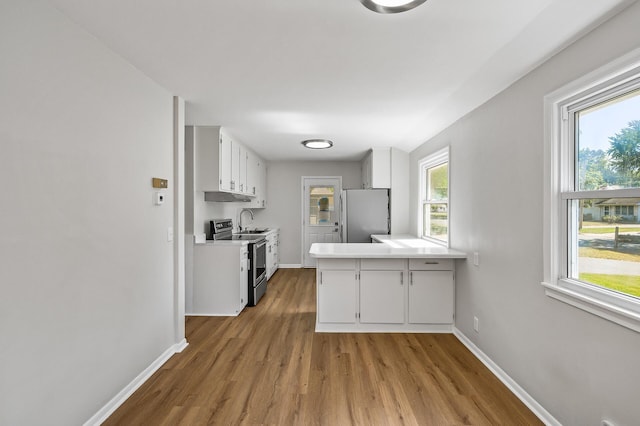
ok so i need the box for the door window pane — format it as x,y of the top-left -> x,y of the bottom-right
309,186 -> 335,225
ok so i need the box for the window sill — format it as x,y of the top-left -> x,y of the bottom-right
542,280 -> 640,333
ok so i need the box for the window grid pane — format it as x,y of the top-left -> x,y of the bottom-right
422,163 -> 448,241
424,202 -> 448,242
566,196 -> 640,299
427,163 -> 448,202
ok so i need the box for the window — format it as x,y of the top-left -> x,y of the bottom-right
544,49 -> 640,332
419,147 -> 449,246
309,186 -> 335,225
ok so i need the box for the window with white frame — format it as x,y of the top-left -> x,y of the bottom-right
543,49 -> 640,332
419,147 -> 449,246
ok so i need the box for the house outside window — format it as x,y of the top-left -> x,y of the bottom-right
543,49 -> 640,332
419,147 -> 449,246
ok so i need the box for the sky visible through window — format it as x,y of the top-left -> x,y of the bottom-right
579,92 -> 640,151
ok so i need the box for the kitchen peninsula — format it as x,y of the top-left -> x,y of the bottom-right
309,236 -> 466,333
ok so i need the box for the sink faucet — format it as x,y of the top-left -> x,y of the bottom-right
239,208 -> 254,231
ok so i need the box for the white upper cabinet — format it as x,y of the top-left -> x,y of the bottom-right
251,155 -> 267,208
189,125 -> 227,192
246,150 -> 258,197
361,148 -> 391,189
189,125 -> 266,199
238,144 -> 248,194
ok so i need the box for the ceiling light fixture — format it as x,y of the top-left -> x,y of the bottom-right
301,139 -> 334,149
359,0 -> 427,14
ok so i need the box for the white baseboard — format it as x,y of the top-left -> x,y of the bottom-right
278,264 -> 302,268
452,328 -> 560,426
83,338 -> 188,426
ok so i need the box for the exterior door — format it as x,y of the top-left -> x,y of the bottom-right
302,177 -> 342,267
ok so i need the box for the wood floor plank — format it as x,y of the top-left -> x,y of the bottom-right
103,268 -> 542,425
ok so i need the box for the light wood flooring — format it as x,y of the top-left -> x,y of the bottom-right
104,268 -> 542,425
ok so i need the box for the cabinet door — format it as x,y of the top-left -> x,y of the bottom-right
265,235 -> 273,279
370,148 -> 391,189
361,152 -> 371,189
230,138 -> 240,192
359,270 -> 404,323
273,233 -> 279,271
254,157 -> 267,207
219,132 -> 232,191
317,270 -> 357,323
247,150 -> 258,197
240,255 -> 249,309
409,271 -> 454,324
239,145 -> 248,194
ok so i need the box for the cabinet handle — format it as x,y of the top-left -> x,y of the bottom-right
410,271 -> 413,285
424,261 -> 439,264
400,272 -> 403,285
320,272 -> 323,284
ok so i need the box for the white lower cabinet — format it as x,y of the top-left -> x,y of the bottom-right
266,230 -> 279,280
192,243 -> 248,316
240,250 -> 249,307
315,257 -> 455,332
409,271 -> 454,324
359,270 -> 404,324
317,270 -> 357,323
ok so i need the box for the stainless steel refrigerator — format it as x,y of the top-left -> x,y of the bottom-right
340,189 -> 390,242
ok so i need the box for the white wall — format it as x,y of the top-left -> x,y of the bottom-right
409,3 -> 640,424
0,1 -> 176,424
255,161 -> 362,265
390,148 -> 410,234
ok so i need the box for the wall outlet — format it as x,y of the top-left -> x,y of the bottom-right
473,252 -> 480,266
167,227 -> 174,242
473,316 -> 479,333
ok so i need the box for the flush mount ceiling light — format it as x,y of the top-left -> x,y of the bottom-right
359,0 -> 428,14
301,139 -> 334,149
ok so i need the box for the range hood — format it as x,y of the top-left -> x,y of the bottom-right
204,191 -> 252,202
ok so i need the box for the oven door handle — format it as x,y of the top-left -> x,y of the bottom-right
255,240 -> 267,250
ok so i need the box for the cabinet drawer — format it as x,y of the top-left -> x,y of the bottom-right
317,258 -> 356,270
360,258 -> 406,270
409,258 -> 453,271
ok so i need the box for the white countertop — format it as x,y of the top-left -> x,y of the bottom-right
310,235 -> 467,259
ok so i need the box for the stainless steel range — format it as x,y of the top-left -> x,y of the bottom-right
209,218 -> 267,306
